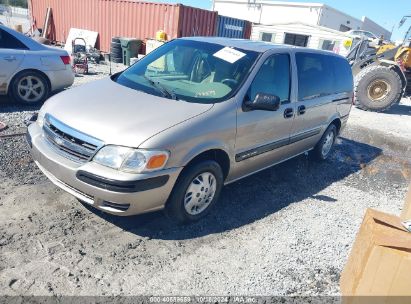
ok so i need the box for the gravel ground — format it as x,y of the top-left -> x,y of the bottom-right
1,64 -> 410,297
349,98 -> 411,140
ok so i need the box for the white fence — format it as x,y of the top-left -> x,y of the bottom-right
0,5 -> 28,17
11,6 -> 28,16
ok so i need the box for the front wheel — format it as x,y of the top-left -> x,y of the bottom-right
312,124 -> 337,161
165,160 -> 224,223
11,71 -> 50,105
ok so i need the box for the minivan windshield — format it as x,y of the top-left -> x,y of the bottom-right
115,39 -> 260,103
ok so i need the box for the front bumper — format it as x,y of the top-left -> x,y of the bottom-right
27,123 -> 182,216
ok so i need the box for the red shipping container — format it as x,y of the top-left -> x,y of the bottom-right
28,0 -> 217,52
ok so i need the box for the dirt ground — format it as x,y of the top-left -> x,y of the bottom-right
1,69 -> 410,297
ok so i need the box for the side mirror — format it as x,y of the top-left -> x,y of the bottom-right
244,93 -> 281,111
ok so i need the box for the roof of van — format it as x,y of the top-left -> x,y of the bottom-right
181,36 -> 343,57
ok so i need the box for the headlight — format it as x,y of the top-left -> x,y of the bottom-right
93,145 -> 169,173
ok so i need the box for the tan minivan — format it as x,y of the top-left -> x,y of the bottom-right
27,37 -> 353,223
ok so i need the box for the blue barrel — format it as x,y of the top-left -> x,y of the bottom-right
216,15 -> 247,39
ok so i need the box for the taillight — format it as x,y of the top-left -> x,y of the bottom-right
60,55 -> 71,65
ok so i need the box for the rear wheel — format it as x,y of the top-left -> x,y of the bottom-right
11,71 -> 50,105
354,65 -> 402,112
165,160 -> 224,223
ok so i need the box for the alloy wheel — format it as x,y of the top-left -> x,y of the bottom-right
17,75 -> 46,103
184,172 -> 217,215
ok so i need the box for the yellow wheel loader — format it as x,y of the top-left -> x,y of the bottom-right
347,20 -> 411,112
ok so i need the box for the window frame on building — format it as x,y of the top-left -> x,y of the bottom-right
339,24 -> 351,32
259,32 -> 276,43
283,33 -> 310,47
318,39 -> 340,52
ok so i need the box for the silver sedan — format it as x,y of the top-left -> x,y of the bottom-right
0,24 -> 74,105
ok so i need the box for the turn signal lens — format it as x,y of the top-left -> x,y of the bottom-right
147,154 -> 168,169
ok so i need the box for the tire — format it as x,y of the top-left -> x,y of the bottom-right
165,160 -> 224,224
111,50 -> 122,58
110,42 -> 122,57
110,46 -> 122,52
110,42 -> 121,51
354,65 -> 402,112
10,70 -> 50,105
111,50 -> 122,57
312,124 -> 337,161
110,51 -> 123,58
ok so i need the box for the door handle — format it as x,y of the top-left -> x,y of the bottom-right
284,108 -> 294,119
298,105 -> 306,115
3,56 -> 16,62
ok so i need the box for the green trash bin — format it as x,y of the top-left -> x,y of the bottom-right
119,38 -> 142,66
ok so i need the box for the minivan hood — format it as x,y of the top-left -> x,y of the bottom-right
42,77 -> 213,147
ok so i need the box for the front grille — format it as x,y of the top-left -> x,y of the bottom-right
43,114 -> 103,163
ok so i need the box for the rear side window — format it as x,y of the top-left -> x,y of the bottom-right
0,29 -> 28,49
296,52 -> 334,100
331,56 -> 353,93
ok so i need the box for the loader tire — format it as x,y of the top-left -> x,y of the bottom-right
354,65 -> 402,112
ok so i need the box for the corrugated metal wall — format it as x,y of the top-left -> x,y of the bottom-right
179,5 -> 217,38
29,0 -> 217,52
216,15 -> 246,39
243,20 -> 251,40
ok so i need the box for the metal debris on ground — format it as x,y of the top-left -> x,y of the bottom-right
0,121 -> 7,132
402,220 -> 411,232
24,113 -> 38,126
0,132 -> 26,139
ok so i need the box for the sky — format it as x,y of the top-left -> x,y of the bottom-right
147,0 -> 411,41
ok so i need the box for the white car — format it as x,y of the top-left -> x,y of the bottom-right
0,25 -> 74,105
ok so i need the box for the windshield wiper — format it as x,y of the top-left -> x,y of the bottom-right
143,75 -> 178,100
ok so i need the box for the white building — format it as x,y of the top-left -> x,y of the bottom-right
212,0 -> 391,39
251,22 -> 353,56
